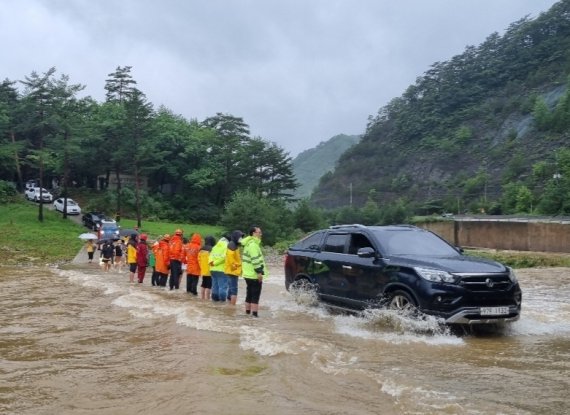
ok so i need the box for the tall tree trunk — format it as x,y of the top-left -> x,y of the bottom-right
62,130 -> 69,219
134,162 -> 142,229
11,131 -> 23,191
38,132 -> 44,222
115,165 -> 122,222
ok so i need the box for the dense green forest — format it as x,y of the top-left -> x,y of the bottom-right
0,66 -> 299,235
312,0 -> 570,216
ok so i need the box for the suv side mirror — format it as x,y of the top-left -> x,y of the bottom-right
357,247 -> 376,258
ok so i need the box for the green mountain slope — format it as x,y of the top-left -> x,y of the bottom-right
292,134 -> 361,199
311,0 -> 570,215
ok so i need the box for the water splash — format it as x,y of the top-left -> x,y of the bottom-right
288,279 -> 319,307
361,307 -> 450,336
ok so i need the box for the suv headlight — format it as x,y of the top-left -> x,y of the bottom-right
507,267 -> 518,283
414,267 -> 456,283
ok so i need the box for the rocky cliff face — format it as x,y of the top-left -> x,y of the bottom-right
310,84 -> 569,210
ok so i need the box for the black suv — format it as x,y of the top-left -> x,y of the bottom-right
82,212 -> 106,231
284,224 -> 522,325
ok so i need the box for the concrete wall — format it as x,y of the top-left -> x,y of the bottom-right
418,220 -> 570,254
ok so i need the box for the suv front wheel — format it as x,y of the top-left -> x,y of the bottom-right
387,290 -> 417,311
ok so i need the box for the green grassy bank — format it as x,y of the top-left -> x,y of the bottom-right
0,203 -> 85,265
0,202 -> 222,266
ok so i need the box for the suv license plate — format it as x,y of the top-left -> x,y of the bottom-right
480,306 -> 509,316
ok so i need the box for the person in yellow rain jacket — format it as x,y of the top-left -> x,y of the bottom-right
127,234 -> 138,283
224,230 -> 244,305
241,226 -> 267,317
209,234 -> 229,302
198,236 -> 215,300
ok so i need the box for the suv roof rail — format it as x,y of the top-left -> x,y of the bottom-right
329,224 -> 366,229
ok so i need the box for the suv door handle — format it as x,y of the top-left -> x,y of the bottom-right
315,261 -> 323,265
342,265 -> 352,270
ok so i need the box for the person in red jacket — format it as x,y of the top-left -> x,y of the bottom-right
185,233 -> 202,295
168,229 -> 184,290
136,234 -> 149,284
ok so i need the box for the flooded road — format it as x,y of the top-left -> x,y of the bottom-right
1,262 -> 569,414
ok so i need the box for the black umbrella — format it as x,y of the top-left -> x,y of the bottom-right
118,228 -> 139,237
97,237 -> 120,244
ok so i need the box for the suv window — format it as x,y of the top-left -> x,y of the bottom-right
292,231 -> 324,250
348,233 -> 374,255
372,229 -> 459,256
323,234 -> 348,253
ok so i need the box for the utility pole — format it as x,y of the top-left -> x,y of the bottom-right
349,183 -> 353,207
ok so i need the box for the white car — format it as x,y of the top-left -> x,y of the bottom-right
25,179 -> 39,190
53,198 -> 82,215
25,187 -> 53,203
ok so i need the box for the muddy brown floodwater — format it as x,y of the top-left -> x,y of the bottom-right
1,261 -> 569,414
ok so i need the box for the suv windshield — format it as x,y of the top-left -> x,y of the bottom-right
372,229 -> 460,257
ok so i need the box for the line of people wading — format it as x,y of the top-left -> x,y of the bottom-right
95,226 -> 267,317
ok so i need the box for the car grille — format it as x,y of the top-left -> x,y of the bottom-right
455,273 -> 512,291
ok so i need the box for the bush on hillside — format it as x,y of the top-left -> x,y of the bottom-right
0,180 -> 17,204
220,190 -> 294,246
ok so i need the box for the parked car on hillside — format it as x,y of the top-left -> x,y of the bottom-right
82,212 -> 107,230
25,179 -> 39,190
53,198 -> 81,215
284,224 -> 522,325
25,187 -> 53,203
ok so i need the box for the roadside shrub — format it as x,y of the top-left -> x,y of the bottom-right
465,249 -> 570,269
293,199 -> 326,232
220,190 -> 294,246
0,180 -> 18,204
272,228 -> 307,254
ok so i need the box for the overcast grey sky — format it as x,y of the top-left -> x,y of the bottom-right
2,0 -> 559,156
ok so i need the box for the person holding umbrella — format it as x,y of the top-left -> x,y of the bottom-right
86,239 -> 95,263
79,233 -> 98,263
